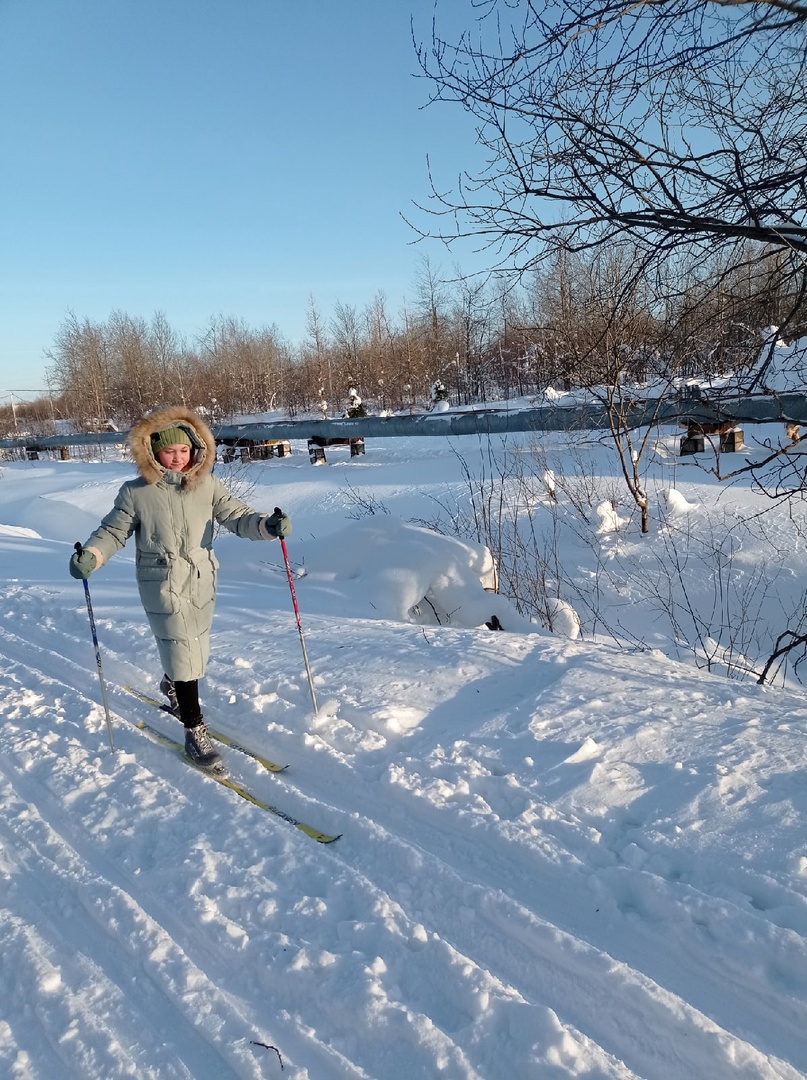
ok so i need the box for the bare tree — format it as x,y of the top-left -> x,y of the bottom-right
412,254 -> 457,399
305,294 -> 333,412
331,300 -> 366,394
45,312 -> 110,430
451,272 -> 495,402
105,310 -> 153,420
194,316 -> 286,418
419,1 -> 806,256
364,292 -> 398,412
148,311 -> 188,407
418,0 -> 807,519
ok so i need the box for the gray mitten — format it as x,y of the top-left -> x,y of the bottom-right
263,507 -> 292,539
70,547 -> 97,580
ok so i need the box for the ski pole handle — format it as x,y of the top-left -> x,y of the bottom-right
75,542 -> 115,750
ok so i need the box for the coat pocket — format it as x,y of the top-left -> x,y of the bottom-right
136,551 -> 178,615
188,548 -> 218,611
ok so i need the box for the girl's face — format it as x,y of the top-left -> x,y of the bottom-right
156,444 -> 192,471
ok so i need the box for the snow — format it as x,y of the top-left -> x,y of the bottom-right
745,329 -> 807,394
0,424 -> 806,1079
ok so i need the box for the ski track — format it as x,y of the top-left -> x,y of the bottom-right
208,619 -> 807,1070
0,632 -> 380,1079
0,588 -> 805,1078
0,626 -> 365,1080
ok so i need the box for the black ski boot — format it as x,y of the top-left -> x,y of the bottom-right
160,674 -> 179,714
184,721 -> 224,772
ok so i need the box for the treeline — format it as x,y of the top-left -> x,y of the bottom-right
2,246 -> 804,437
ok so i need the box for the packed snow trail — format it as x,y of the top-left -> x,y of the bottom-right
1,573 -> 806,1078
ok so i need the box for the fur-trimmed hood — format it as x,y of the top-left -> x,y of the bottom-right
129,405 -> 217,490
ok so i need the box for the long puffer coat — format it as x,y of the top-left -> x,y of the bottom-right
81,405 -> 274,681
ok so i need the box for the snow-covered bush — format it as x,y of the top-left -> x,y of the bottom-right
302,517 -> 536,632
430,380 -> 450,413
345,388 -> 367,418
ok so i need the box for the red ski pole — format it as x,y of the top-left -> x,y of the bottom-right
279,530 -> 319,720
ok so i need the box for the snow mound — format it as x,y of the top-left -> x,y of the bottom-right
0,524 -> 41,539
547,598 -> 581,639
746,328 -> 807,393
596,500 -> 627,534
303,516 -> 535,632
661,488 -> 697,514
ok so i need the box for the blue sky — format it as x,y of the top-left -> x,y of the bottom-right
0,0 -> 483,397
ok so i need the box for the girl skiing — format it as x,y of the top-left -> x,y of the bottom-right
69,405 -> 291,770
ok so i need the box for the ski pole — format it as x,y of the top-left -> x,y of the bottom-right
278,522 -> 319,720
74,542 -> 115,750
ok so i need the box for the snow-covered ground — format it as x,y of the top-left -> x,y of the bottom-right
0,423 -> 806,1079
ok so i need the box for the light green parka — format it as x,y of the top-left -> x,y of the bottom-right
81,405 -> 275,681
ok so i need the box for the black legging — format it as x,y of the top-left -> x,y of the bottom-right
173,679 -> 202,727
